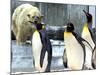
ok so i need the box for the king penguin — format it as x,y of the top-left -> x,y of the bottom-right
63,22 -> 94,70
32,22 -> 52,72
82,10 -> 95,50
82,10 -> 96,69
63,22 -> 86,70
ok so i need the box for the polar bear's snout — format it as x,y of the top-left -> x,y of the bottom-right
33,15 -> 43,24
34,16 -> 39,21
28,15 -> 43,25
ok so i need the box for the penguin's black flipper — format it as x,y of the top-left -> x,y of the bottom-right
72,32 -> 93,50
72,32 -> 85,47
89,28 -> 95,44
63,49 -> 68,68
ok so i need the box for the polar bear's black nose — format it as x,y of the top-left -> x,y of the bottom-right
34,16 -> 40,24
34,16 -> 39,21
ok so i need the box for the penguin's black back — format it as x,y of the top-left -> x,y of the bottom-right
39,29 -> 52,72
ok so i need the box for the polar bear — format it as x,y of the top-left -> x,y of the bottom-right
12,4 -> 43,45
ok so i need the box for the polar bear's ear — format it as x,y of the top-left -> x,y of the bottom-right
27,14 -> 30,18
40,15 -> 44,19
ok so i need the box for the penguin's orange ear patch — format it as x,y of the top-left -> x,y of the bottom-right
64,32 -> 72,39
64,32 -> 68,37
42,25 -> 45,29
64,32 -> 67,36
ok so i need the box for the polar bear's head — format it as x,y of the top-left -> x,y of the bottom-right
27,6 -> 43,25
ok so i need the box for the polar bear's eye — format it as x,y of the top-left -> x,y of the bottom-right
32,16 -> 35,19
27,14 -> 30,18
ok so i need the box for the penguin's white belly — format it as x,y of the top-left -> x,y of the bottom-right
64,35 -> 84,70
85,46 -> 93,69
41,51 -> 48,72
82,29 -> 95,49
32,31 -> 42,71
32,31 -> 49,72
82,41 -> 93,69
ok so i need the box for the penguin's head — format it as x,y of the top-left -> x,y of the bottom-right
65,22 -> 74,32
83,10 -> 92,23
83,10 -> 93,30
36,23 -> 44,30
30,21 -> 45,31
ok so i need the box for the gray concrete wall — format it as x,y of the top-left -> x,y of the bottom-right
89,6 -> 96,28
11,0 -> 95,34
